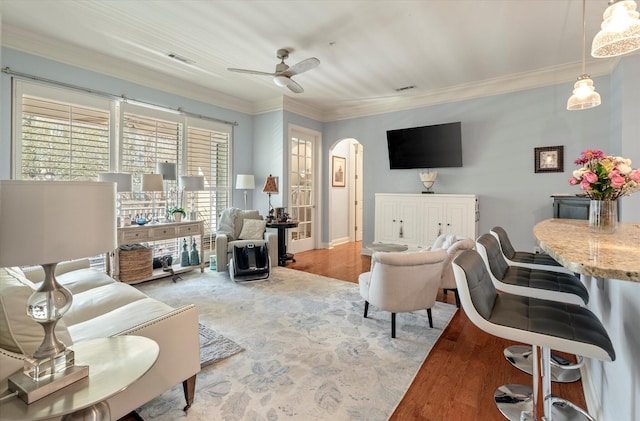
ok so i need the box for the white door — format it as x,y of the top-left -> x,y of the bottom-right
288,127 -> 318,254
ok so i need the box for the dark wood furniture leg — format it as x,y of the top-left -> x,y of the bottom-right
182,375 -> 196,412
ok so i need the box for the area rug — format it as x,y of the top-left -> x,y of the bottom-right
199,323 -> 244,368
134,267 -> 457,421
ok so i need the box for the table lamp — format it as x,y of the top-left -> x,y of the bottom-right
142,173 -> 164,224
236,174 -> 255,209
0,180 -> 116,403
262,174 -> 279,218
157,161 -> 177,208
98,172 -> 132,225
180,175 -> 205,220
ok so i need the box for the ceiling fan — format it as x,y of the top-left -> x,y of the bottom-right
228,48 -> 320,93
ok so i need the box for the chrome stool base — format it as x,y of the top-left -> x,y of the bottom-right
494,384 -> 595,421
504,345 -> 582,383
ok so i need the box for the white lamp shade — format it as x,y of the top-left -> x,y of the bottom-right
180,175 -> 205,191
591,0 -> 640,57
142,174 -> 164,192
98,172 -> 132,192
236,174 -> 255,190
0,180 -> 117,266
157,162 -> 177,180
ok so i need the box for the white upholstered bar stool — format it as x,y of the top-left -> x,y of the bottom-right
452,250 -> 615,421
476,233 -> 588,383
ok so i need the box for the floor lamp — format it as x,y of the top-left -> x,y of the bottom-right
236,174 -> 255,209
180,175 -> 205,220
98,172 -> 132,226
0,180 -> 116,404
142,174 -> 164,224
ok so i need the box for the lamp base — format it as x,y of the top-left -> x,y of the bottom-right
9,363 -> 88,404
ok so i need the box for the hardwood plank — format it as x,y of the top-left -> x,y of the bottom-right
289,242 -> 587,420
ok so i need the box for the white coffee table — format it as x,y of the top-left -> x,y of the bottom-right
0,336 -> 159,421
365,243 -> 409,253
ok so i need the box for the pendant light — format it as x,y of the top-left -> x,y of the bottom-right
568,0 -> 602,110
592,0 -> 640,57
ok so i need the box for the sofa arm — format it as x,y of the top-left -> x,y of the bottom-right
107,304 -> 201,420
216,233 -> 229,272
265,231 -> 278,267
21,259 -> 91,283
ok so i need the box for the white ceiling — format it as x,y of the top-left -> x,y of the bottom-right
0,0 -> 628,121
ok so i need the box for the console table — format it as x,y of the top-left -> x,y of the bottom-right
0,336 -> 159,421
110,220 -> 205,283
266,221 -> 298,266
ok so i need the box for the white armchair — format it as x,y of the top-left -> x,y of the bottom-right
358,249 -> 448,338
428,233 -> 475,307
215,208 -> 277,272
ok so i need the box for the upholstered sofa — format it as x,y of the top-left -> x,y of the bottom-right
0,260 -> 200,420
215,208 -> 278,272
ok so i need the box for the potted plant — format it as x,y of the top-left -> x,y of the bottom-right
169,206 -> 186,222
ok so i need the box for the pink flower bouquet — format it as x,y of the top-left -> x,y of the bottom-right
569,149 -> 640,200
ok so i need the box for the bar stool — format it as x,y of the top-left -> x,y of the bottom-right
490,226 -> 573,274
476,233 -> 587,383
452,249 -> 615,421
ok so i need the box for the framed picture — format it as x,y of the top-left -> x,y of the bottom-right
332,155 -> 346,187
534,146 -> 564,173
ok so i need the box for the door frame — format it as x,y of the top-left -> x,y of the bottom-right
287,124 -> 322,254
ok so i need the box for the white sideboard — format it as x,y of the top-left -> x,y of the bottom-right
374,193 -> 479,249
110,220 -> 205,284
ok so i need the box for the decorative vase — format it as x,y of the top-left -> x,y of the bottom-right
173,213 -> 182,222
589,200 -> 618,234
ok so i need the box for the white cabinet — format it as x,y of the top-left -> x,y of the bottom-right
374,193 -> 478,248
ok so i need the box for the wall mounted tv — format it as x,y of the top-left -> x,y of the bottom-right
386,121 -> 463,169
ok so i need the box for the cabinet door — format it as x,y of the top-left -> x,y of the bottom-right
419,200 -> 444,246
444,199 -> 473,238
396,198 -> 420,245
375,198 -> 399,243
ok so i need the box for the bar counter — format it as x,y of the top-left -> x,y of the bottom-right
533,219 -> 640,282
533,218 -> 640,420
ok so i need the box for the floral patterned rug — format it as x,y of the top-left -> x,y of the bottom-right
134,267 -> 457,421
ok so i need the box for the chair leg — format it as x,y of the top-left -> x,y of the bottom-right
391,313 -> 396,338
427,308 -> 433,328
363,301 -> 369,318
453,289 -> 461,308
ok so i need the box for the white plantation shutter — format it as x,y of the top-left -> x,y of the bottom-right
17,93 -> 111,181
186,119 -> 232,235
12,80 -> 233,266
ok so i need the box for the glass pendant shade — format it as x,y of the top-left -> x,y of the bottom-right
592,0 -> 640,57
567,75 -> 602,110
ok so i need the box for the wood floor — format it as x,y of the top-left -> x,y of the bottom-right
288,241 -> 587,421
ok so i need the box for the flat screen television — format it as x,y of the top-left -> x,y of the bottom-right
386,121 -> 462,169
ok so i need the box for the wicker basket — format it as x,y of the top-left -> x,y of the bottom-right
118,244 -> 153,282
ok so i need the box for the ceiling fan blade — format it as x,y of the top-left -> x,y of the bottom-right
285,57 -> 320,76
273,75 -> 304,93
227,68 -> 275,77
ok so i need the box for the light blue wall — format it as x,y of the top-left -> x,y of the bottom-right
322,76 -> 621,251
253,111 -> 283,214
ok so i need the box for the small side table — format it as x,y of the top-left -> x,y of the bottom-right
0,336 -> 159,421
266,221 -> 299,266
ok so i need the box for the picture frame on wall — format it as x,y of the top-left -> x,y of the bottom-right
534,145 -> 564,173
332,155 -> 346,187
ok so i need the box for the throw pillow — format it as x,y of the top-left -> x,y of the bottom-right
0,267 -> 73,355
238,219 -> 266,240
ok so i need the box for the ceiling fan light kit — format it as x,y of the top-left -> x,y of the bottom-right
592,0 -> 640,57
228,48 -> 320,93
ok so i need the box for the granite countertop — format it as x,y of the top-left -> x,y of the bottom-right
533,219 -> 640,282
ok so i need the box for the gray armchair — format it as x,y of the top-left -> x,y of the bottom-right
215,208 -> 277,272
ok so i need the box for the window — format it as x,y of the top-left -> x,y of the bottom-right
12,79 -> 232,268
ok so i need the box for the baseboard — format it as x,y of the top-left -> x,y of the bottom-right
329,237 -> 350,248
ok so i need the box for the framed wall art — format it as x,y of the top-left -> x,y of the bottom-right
534,146 -> 564,173
332,155 -> 346,187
